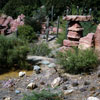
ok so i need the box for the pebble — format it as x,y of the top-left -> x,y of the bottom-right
84,81 -> 90,85
72,81 -> 79,87
87,97 -> 100,100
63,89 -> 74,95
62,86 -> 68,90
97,71 -> 100,77
15,90 -> 21,94
80,86 -> 88,92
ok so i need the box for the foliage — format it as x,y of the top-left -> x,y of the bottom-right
25,17 -> 41,33
0,35 -> 29,74
3,0 -> 41,17
17,25 -> 37,42
81,21 -> 97,36
31,42 -> 51,56
22,90 -> 62,100
56,18 -> 66,45
56,48 -> 98,74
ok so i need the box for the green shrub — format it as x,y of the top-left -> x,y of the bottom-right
0,35 -> 29,74
81,22 -> 97,36
17,25 -> 37,42
31,42 -> 51,56
22,90 -> 62,100
56,48 -> 98,74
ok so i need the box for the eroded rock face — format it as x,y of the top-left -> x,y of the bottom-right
63,39 -> 79,47
0,14 -> 25,34
63,15 -> 92,21
94,24 -> 100,52
67,31 -> 82,39
78,33 -> 94,50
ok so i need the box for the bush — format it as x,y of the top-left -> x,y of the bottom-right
56,48 -> 98,74
81,22 -> 97,36
17,25 -> 37,42
31,42 -> 51,56
0,35 -> 29,74
22,90 -> 62,100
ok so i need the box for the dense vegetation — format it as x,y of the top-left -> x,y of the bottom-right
0,35 -> 29,74
56,48 -> 98,74
17,25 -> 37,42
0,0 -> 100,22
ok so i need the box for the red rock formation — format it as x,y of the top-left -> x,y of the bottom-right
63,39 -> 79,47
78,33 -> 94,50
94,24 -> 100,52
63,15 -> 92,21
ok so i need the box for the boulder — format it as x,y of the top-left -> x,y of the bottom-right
63,39 -> 79,47
94,24 -> 100,52
63,15 -> 92,21
78,33 -> 94,50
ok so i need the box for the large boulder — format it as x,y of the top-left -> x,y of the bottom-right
94,24 -> 100,52
78,33 -> 94,50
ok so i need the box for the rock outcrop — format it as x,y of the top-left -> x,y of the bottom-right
0,14 -> 25,34
94,24 -> 100,52
78,33 -> 94,50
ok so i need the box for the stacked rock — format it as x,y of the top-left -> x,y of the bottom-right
63,15 -> 92,47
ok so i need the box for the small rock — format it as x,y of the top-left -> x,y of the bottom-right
15,90 -> 21,94
3,97 -> 11,100
33,65 -> 41,74
62,77 -> 68,82
84,81 -> 90,85
19,71 -> 26,77
40,81 -> 45,85
97,71 -> 100,77
63,89 -> 74,95
48,63 -> 56,68
62,86 -> 68,90
51,77 -> 61,88
41,60 -> 50,65
72,81 -> 79,87
27,82 -> 37,90
80,86 -> 88,92
87,97 -> 100,100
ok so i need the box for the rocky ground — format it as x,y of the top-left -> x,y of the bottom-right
0,55 -> 100,100
0,37 -> 100,100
